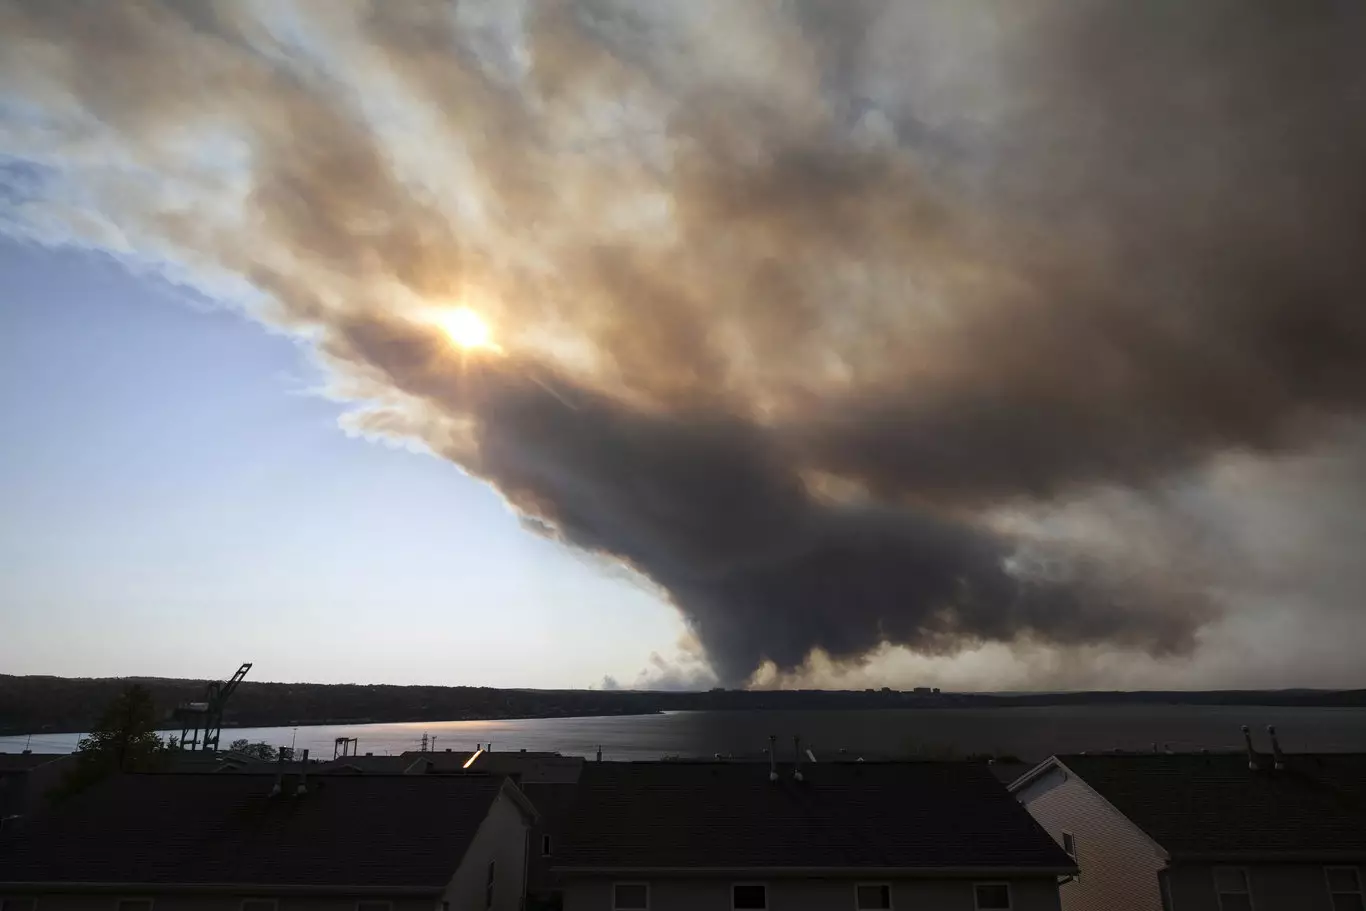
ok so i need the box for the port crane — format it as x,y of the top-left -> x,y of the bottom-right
173,662 -> 251,752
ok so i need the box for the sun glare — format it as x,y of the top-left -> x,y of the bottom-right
439,307 -> 496,352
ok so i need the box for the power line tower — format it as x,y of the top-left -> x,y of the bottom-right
419,732 -> 430,752
173,662 -> 252,752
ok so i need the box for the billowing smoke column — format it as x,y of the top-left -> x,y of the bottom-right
4,1 -> 1366,685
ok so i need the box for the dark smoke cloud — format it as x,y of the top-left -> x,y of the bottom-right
3,1 -> 1366,686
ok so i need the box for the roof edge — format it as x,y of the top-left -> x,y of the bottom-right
0,883 -> 444,896
1010,755 -> 1170,863
498,778 -> 541,824
1171,851 -> 1366,864
550,865 -> 1077,877
1006,756 -> 1061,793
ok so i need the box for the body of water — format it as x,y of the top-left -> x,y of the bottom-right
4,705 -> 1366,761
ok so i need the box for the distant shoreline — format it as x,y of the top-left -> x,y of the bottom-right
3,673 -> 1363,738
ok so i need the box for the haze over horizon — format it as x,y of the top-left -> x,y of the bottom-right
4,1 -> 1366,694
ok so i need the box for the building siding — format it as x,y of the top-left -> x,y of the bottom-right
1015,766 -> 1165,911
443,789 -> 530,911
1165,862 -> 1351,911
562,875 -> 1061,911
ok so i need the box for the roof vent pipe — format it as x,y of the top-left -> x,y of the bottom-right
768,735 -> 779,782
296,749 -> 309,796
269,751 -> 286,797
793,735 -> 804,782
1266,725 -> 1286,771
1241,725 -> 1261,771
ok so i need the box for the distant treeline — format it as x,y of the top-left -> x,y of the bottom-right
2,674 -> 1363,736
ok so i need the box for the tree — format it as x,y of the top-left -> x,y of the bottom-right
56,684 -> 170,799
228,739 -> 277,761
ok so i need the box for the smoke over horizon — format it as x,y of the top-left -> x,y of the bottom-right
4,0 -> 1366,688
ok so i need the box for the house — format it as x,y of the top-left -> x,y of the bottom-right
0,752 -> 71,828
0,771 -> 538,911
553,760 -> 1074,911
1010,738 -> 1366,911
522,782 -> 584,908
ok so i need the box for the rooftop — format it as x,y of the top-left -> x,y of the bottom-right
1045,752 -> 1366,860
0,753 -> 67,773
556,761 -> 1073,872
0,772 -> 512,890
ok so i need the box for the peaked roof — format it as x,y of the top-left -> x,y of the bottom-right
556,761 -> 1073,872
1048,753 -> 1366,860
0,772 -> 511,890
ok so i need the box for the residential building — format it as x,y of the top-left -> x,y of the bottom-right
0,752 -> 71,828
1010,744 -> 1366,911
554,760 -> 1073,911
0,771 -> 537,911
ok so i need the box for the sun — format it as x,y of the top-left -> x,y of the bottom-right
438,307 -> 496,352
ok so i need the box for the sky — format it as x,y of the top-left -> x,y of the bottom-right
0,238 -> 682,687
3,1 -> 1366,692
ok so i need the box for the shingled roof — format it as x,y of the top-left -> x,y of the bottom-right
0,772 -> 522,891
0,753 -> 67,773
555,761 -> 1073,872
1048,753 -> 1366,861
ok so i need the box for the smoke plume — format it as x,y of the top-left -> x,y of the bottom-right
4,0 -> 1366,686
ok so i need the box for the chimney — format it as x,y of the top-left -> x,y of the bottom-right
296,749 -> 310,796
1266,725 -> 1286,770
767,735 -> 779,783
793,735 -> 804,782
1242,725 -> 1261,771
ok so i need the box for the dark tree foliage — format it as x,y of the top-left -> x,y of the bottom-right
228,739 -> 277,761
54,684 -> 171,799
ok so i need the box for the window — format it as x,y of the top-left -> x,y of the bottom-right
974,883 -> 1011,910
357,902 -> 392,911
1062,832 -> 1076,858
117,900 -> 153,911
241,902 -> 277,911
856,883 -> 892,910
732,884 -> 767,910
612,883 -> 649,911
1214,867 -> 1252,911
485,860 -> 495,910
3,900 -> 37,911
1328,867 -> 1365,911
542,834 -> 552,856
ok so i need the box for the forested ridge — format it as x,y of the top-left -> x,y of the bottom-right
3,674 -> 1363,736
